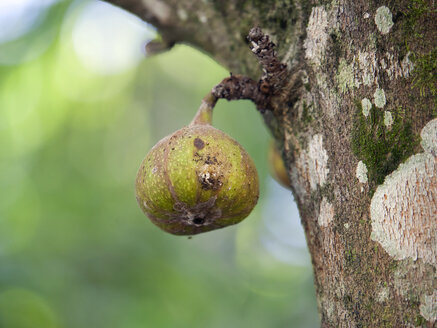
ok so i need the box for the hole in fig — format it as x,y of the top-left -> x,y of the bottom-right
192,217 -> 205,225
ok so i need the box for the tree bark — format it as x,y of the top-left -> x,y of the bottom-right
104,0 -> 437,327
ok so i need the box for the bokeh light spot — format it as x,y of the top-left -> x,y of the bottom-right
71,1 -> 155,75
0,0 -> 59,44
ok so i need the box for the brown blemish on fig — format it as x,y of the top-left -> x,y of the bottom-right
193,152 -> 202,162
194,137 -> 205,150
204,155 -> 218,165
198,168 -> 223,191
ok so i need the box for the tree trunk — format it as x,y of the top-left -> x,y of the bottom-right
104,0 -> 437,326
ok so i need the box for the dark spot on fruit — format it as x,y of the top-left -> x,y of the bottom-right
194,138 -> 205,150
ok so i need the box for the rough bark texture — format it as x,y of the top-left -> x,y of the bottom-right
104,0 -> 437,327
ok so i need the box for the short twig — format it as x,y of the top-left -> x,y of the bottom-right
212,74 -> 271,112
247,26 -> 288,94
211,27 -> 288,113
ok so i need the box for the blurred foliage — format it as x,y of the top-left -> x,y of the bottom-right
0,1 -> 319,327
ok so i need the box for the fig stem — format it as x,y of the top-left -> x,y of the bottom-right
190,27 -> 290,122
190,91 -> 218,125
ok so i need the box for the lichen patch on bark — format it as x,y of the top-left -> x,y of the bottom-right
355,160 -> 368,184
384,111 -> 393,128
319,294 -> 354,328
420,118 -> 437,155
197,12 -> 207,24
419,290 -> 437,323
291,134 -> 330,200
308,134 -> 329,189
304,6 -> 329,66
176,8 -> 188,21
318,197 -> 334,227
373,87 -> 386,108
336,51 -> 413,93
336,58 -> 356,93
361,98 -> 372,117
370,119 -> 437,268
357,51 -> 378,86
375,6 -> 394,35
308,134 -> 330,189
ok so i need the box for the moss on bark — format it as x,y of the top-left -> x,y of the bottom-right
351,102 -> 418,189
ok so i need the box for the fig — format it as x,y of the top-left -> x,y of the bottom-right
268,141 -> 291,189
135,93 -> 259,235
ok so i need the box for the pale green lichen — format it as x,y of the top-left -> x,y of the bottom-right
361,98 -> 372,117
384,111 -> 393,128
177,8 -> 188,21
318,197 -> 334,227
375,6 -> 394,35
307,134 -> 329,189
419,290 -> 437,323
420,118 -> 437,154
304,6 -> 329,66
370,152 -> 437,266
197,12 -> 208,23
292,133 -> 330,198
356,160 -> 368,184
337,58 -> 355,93
370,119 -> 437,267
373,88 -> 386,108
358,51 -> 377,86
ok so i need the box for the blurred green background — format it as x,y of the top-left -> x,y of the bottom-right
0,1 -> 319,327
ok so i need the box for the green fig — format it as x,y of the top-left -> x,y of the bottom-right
135,93 -> 259,235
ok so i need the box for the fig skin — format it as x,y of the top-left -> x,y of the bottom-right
135,97 -> 259,235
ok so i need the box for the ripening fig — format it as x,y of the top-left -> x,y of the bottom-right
268,141 -> 291,189
135,93 -> 259,235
